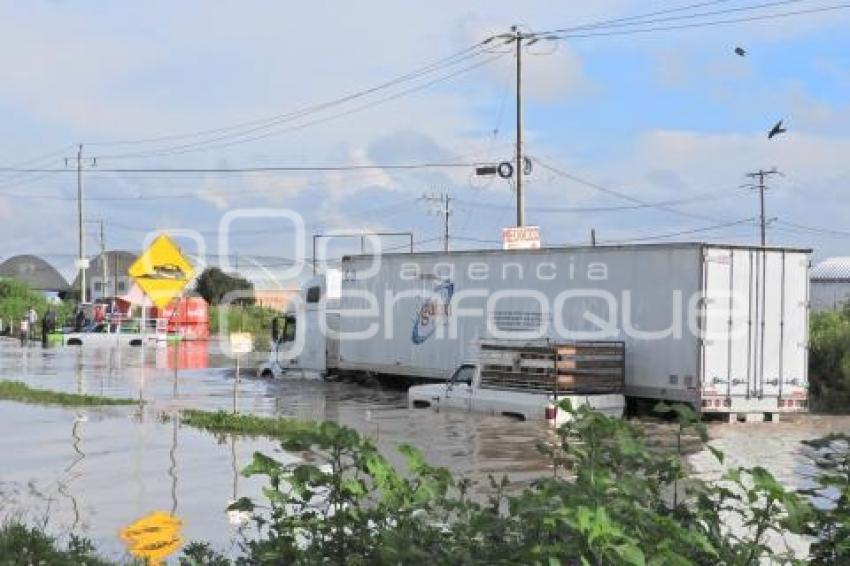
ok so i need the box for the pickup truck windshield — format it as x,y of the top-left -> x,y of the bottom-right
451,365 -> 475,385
282,315 -> 296,342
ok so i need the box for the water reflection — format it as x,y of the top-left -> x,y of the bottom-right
12,340 -> 847,560
120,511 -> 183,565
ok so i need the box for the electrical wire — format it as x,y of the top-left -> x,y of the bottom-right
90,53 -> 503,160
538,0 -> 807,35
532,157 -> 726,222
542,3 -> 850,40
85,41 -> 493,149
599,217 -> 757,243
453,187 -> 745,213
0,162 -> 481,175
774,220 -> 850,238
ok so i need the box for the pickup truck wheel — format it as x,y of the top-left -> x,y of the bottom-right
260,369 -> 274,379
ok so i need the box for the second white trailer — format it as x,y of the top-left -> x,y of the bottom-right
335,243 -> 809,415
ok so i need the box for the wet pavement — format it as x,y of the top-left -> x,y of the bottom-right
2,338 -> 850,562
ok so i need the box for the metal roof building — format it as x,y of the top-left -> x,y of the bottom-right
0,254 -> 69,293
811,257 -> 850,312
71,250 -> 138,301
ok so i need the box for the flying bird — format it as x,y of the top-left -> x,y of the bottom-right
768,120 -> 787,139
734,47 -> 747,57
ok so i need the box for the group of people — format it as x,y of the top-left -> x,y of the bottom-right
18,306 -> 57,346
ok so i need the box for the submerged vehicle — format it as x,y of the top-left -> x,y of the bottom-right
409,340 -> 626,425
62,322 -> 144,347
260,243 -> 810,420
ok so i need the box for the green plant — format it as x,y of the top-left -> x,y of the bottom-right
0,521 -> 112,566
0,380 -> 139,407
799,434 -> 850,564
195,267 -> 254,306
208,304 -> 277,350
0,278 -> 75,334
809,308 -> 850,411
206,402 -> 815,565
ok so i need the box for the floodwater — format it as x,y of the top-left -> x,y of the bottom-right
1,339 -> 849,562
0,339 -> 548,561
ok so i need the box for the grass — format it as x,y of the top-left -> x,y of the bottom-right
208,304 -> 277,351
181,409 -> 317,439
0,380 -> 138,407
0,521 -> 113,566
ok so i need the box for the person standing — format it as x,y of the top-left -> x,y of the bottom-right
27,306 -> 37,341
74,307 -> 86,332
42,307 -> 56,346
19,316 -> 28,346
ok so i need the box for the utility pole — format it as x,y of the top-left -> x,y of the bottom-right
68,144 -> 96,303
77,144 -> 86,303
421,192 -> 452,251
746,168 -> 781,246
513,25 -> 524,227
86,220 -> 107,299
591,228 -> 597,247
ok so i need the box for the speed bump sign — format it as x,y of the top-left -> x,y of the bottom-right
128,234 -> 195,309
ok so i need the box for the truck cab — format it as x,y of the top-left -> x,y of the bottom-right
258,270 -> 340,379
408,362 -> 626,426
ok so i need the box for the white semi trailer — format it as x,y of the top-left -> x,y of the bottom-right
260,243 -> 810,417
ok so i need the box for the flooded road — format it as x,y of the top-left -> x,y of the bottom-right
2,339 -> 850,561
0,340 -> 548,560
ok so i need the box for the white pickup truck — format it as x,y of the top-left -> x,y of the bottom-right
408,362 -> 626,426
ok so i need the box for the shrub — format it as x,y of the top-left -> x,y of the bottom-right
212,402 -> 812,565
809,307 -> 850,411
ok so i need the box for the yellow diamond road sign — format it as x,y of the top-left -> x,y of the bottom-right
128,234 -> 195,309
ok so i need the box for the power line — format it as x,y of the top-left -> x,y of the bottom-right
538,0 -> 738,35
541,3 -> 850,40
452,187 -> 745,213
0,161 -> 481,175
532,157 -> 726,222
539,0 -> 808,35
599,217 -> 757,244
774,220 -> 850,238
84,42 -> 492,149
92,53 -> 504,160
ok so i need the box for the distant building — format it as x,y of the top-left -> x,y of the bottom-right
254,288 -> 298,311
0,254 -> 68,300
811,257 -> 850,312
71,250 -> 138,301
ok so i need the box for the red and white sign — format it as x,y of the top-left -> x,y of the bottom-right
501,226 -> 541,250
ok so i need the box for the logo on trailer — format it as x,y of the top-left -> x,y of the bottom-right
411,279 -> 454,344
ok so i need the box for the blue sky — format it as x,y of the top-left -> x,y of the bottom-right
1,1 -> 850,286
